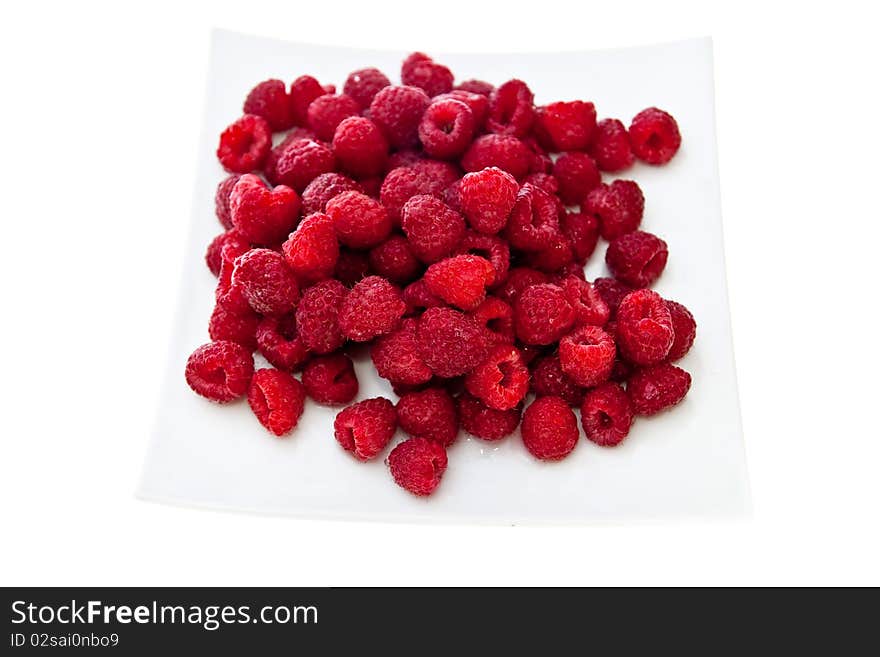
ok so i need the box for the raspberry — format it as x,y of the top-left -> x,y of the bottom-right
331,116 -> 389,178
301,172 -> 363,215
523,172 -> 559,195
558,325 -> 616,387
629,107 -> 681,165
231,248 -> 299,316
461,134 -> 531,180
388,437 -> 448,497
418,98 -> 475,160
530,355 -> 584,407
334,397 -> 398,461
343,67 -> 391,109
441,178 -> 463,212
524,235 -> 575,274
470,296 -> 515,346
455,232 -> 510,287
559,276 -> 610,327
583,180 -> 644,241
396,387 -> 459,447
417,307 -> 489,378
497,267 -> 549,305
401,195 -> 466,263
458,391 -> 521,441
514,283 -> 575,345
185,341 -> 254,403
627,364 -> 692,415
521,396 -> 579,461
289,75 -> 329,127
205,230 -> 248,277
295,279 -> 349,354
616,289 -> 674,365
424,255 -> 496,311
487,79 -> 535,137
247,368 -> 305,436
266,138 -> 335,192
455,79 -> 494,96
411,158 -> 461,185
208,295 -> 260,351
386,149 -> 424,171
402,279 -> 445,315
560,211 -> 600,264
504,183 -> 561,252
665,300 -> 697,361
334,249 -> 370,287
370,318 -> 433,386
605,230 -> 668,288
524,136 -> 553,174
589,118 -> 634,172
552,152 -> 601,206
459,167 -> 519,235
401,53 -> 454,97
593,277 -> 634,319
338,275 -> 405,341
255,313 -> 310,371
214,174 -> 241,229
306,93 -> 360,141
282,212 -> 339,284
243,79 -> 292,131
433,90 -> 489,129
465,345 -> 529,411
301,353 -> 359,405
380,165 -> 453,225
369,85 -> 431,149
325,191 -> 392,249
228,174 -> 300,246
580,383 -> 633,446
533,100 -> 597,151
368,234 -> 421,284
216,114 -> 272,173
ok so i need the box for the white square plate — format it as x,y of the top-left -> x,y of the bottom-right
138,30 -> 749,524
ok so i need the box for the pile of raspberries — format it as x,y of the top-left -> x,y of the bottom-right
186,52 -> 694,497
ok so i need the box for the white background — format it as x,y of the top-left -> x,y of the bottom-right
0,0 -> 877,586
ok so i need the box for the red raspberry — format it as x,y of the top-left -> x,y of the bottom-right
266,138 -> 335,193
497,267 -> 549,305
552,152 -> 601,206
388,437 -> 448,497
216,114 -> 272,173
255,313 -> 310,372
368,234 -> 421,284
589,118 -> 634,172
441,178 -> 463,212
396,387 -> 459,447
458,391 -> 521,441
401,52 -> 454,97
627,364 -> 692,415
583,180 -> 644,241
455,79 -> 494,96
369,85 -> 431,149
243,79 -> 293,131
343,67 -> 391,109
208,296 -> 260,351
524,135 -> 553,174
325,191 -> 392,249
433,90 -> 489,129
331,116 -> 389,178
214,174 -> 241,229
306,93 -> 359,142
424,255 -> 496,311
418,98 -> 475,160
580,382 -> 633,446
521,396 -> 579,461
461,134 -> 531,180
401,195 -> 466,263
629,107 -> 681,165
386,149 -> 424,171
228,174 -> 300,246
301,353 -> 358,405
514,283 -> 575,345
470,296 -> 515,346
505,183 -> 561,251
334,249 -> 370,287
402,279 -> 445,315
593,277 -> 633,319
185,341 -> 254,403
523,172 -> 559,195
459,167 -> 519,235
289,75 -> 329,127
205,230 -> 248,277
530,355 -> 584,407
533,101 -> 597,151
665,300 -> 697,361
380,165 -> 452,225
370,318 -> 433,386
465,345 -> 529,411
456,231 -> 510,287
616,289 -> 674,365
605,230 -> 668,288
282,212 -> 339,284
559,276 -> 610,327
301,172 -> 364,215
295,279 -> 349,354
523,235 -> 575,274
560,211 -> 600,264
417,307 -> 489,378
487,79 -> 535,137
558,325 -> 616,387
247,368 -> 305,436
553,262 -> 587,283
231,248 -> 299,315
338,275 -> 405,342
334,397 -> 398,461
